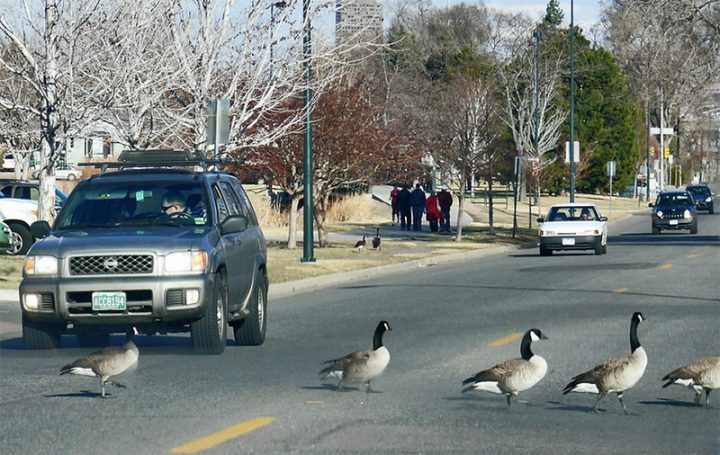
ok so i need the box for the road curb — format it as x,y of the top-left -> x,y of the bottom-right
267,243 -> 521,300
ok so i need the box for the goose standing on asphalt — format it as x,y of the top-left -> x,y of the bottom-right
354,235 -> 366,251
462,328 -> 549,406
563,312 -> 647,414
662,356 -> 720,407
60,328 -> 139,398
319,321 -> 391,392
372,227 -> 382,250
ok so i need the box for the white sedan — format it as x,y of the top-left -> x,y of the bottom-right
32,164 -> 83,180
537,203 -> 608,256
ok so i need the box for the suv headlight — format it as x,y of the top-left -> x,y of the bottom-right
683,209 -> 692,220
706,196 -> 712,203
655,210 -> 663,219
24,256 -> 59,276
164,251 -> 208,273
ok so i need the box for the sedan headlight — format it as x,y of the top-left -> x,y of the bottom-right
24,256 -> 59,276
164,251 -> 208,273
683,209 -> 692,220
655,210 -> 663,219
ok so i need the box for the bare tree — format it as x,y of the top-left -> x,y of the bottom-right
433,73 -> 499,241
0,0 -> 115,220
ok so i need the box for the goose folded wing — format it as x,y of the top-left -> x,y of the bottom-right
320,350 -> 371,373
463,358 -> 525,384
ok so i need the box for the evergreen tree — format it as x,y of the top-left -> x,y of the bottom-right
543,0 -> 564,29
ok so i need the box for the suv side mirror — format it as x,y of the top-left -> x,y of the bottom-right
220,215 -> 248,235
30,220 -> 51,239
648,203 -> 654,207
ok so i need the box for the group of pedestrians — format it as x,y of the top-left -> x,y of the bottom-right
390,183 -> 453,233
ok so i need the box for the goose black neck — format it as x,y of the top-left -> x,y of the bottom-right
520,332 -> 534,360
630,318 -> 641,353
373,326 -> 385,350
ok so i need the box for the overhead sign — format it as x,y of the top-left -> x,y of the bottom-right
650,127 -> 674,136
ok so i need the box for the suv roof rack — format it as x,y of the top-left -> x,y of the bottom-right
78,149 -> 226,172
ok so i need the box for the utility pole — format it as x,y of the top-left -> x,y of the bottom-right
533,30 -> 541,214
302,0 -> 315,263
569,0 -> 576,202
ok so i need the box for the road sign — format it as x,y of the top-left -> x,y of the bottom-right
565,141 -> 579,163
650,127 -> 674,136
207,99 -> 230,146
606,160 -> 616,177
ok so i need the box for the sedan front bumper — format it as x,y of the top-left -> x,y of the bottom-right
540,235 -> 602,252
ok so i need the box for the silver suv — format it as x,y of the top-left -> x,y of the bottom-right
20,166 -> 268,354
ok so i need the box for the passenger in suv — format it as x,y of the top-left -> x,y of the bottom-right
20,167 -> 268,354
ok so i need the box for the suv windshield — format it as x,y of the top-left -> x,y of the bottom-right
656,193 -> 692,207
687,186 -> 710,196
55,180 -> 210,229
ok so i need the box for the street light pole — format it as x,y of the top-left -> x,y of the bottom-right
533,30 -> 541,212
569,0 -> 576,202
301,0 -> 315,263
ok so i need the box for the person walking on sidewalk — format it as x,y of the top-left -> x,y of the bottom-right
437,184 -> 453,232
397,184 -> 412,230
390,185 -> 400,225
426,191 -> 442,233
410,183 -> 426,231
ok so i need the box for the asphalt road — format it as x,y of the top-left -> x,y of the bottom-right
1,204 -> 718,454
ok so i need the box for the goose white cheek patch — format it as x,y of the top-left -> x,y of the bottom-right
530,332 -> 540,342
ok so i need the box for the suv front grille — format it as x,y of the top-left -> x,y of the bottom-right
665,209 -> 685,219
69,255 -> 154,275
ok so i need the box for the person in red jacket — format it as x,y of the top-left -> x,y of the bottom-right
390,185 -> 400,225
426,191 -> 442,233
437,184 -> 453,232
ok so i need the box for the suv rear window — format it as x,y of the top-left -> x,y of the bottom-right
55,180 -> 210,229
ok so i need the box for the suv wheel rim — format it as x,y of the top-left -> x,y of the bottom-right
8,232 -> 21,255
215,292 -> 224,335
257,286 -> 265,328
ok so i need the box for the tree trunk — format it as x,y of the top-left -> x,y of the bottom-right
286,196 -> 302,249
314,194 -> 330,248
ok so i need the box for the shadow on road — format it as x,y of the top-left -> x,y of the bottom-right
638,398 -> 704,408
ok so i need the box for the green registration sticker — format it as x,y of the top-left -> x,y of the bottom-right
92,292 -> 127,311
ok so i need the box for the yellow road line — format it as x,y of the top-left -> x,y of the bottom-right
306,400 -> 324,404
660,263 -> 673,270
171,416 -> 276,454
490,332 -> 523,347
614,288 -> 629,293
686,253 -> 698,258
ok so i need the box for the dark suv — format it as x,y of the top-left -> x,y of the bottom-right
20,166 -> 268,354
685,184 -> 714,214
649,190 -> 698,235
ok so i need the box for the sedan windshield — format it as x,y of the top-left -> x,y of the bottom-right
546,206 -> 599,221
55,180 -> 210,229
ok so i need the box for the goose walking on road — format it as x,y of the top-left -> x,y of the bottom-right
462,329 -> 549,406
354,235 -> 367,251
60,329 -> 139,398
563,312 -> 647,414
662,356 -> 720,407
319,321 -> 391,392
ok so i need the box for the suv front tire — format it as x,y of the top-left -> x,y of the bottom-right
191,273 -> 228,354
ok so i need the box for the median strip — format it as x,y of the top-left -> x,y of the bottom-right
490,332 -> 523,347
171,416 -> 276,454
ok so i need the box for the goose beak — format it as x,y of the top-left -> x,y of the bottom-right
541,333 -> 549,340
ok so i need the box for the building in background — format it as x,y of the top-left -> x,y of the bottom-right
335,0 -> 383,47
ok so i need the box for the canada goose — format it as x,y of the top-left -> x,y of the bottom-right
60,329 -> 139,398
319,320 -> 391,392
372,227 -> 381,250
662,356 -> 720,407
461,328 -> 548,406
563,312 -> 647,414
354,235 -> 367,251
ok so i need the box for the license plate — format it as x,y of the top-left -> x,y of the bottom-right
562,238 -> 575,246
92,292 -> 127,311
669,219 -> 679,225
